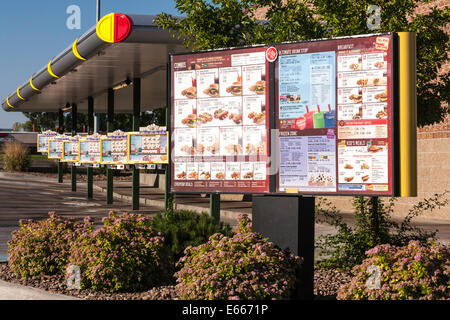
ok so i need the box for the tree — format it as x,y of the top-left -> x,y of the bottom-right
155,0 -> 449,126
19,109 -> 166,133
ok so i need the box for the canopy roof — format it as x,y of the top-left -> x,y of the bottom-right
2,13 -> 185,113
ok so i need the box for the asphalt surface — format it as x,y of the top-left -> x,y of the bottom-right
0,172 -> 163,256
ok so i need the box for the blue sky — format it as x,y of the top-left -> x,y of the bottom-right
0,0 -> 180,128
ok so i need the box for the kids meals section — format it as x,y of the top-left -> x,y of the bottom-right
171,47 -> 270,193
276,34 -> 394,195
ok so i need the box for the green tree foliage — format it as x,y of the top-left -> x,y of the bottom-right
19,109 -> 166,133
155,0 -> 449,126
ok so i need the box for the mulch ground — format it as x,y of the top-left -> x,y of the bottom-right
0,262 -> 351,300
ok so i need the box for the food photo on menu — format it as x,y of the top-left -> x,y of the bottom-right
243,96 -> 266,126
196,68 -> 219,99
175,69 -> 197,100
242,64 -> 266,96
219,67 -> 242,97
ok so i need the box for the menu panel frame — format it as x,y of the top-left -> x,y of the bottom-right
169,33 -> 399,197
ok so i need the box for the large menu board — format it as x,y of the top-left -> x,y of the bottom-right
276,34 -> 394,195
170,34 -> 397,196
170,47 -> 270,193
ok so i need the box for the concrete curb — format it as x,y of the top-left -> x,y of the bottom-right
0,280 -> 81,300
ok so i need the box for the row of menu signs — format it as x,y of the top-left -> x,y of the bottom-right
170,33 -> 397,196
37,126 -> 168,165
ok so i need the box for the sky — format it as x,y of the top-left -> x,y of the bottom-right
0,0 -> 180,129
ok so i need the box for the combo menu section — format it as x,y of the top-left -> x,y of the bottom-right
170,47 -> 270,193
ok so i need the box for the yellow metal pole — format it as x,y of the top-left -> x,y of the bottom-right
398,32 -> 417,197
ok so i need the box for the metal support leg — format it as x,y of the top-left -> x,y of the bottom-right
87,97 -> 94,199
132,78 -> 141,210
210,193 -> 220,223
58,108 -> 64,183
106,88 -> 114,205
164,106 -> 173,213
164,164 -> 173,213
132,165 -> 139,210
71,103 -> 77,192
107,168 -> 113,204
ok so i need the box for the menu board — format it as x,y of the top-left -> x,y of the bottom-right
128,127 -> 169,164
37,131 -> 58,153
100,133 -> 129,165
79,135 -> 101,164
170,47 -> 270,193
275,34 -> 394,195
62,137 -> 80,162
48,136 -> 67,160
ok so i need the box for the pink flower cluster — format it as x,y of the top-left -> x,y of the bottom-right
175,214 -> 302,300
338,239 -> 450,300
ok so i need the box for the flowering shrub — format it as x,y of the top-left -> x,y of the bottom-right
337,239 -> 450,300
8,212 -> 82,278
68,212 -> 170,293
175,214 -> 302,300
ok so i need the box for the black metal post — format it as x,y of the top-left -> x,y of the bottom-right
132,78 -> 141,210
58,108 -> 65,183
87,97 -> 94,199
165,64 -> 174,213
164,105 -> 173,213
252,195 -> 315,300
106,88 -> 114,204
210,193 -> 221,223
71,103 -> 77,192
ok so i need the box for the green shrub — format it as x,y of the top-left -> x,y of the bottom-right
8,212 -> 81,278
68,212 -> 170,293
315,193 -> 448,270
2,140 -> 30,171
151,209 -> 233,262
337,239 -> 450,300
175,214 -> 302,300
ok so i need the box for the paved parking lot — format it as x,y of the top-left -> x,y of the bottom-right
0,172 -> 162,256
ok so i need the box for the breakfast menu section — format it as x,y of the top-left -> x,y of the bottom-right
276,34 -> 394,195
336,35 -> 393,194
171,47 -> 270,193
